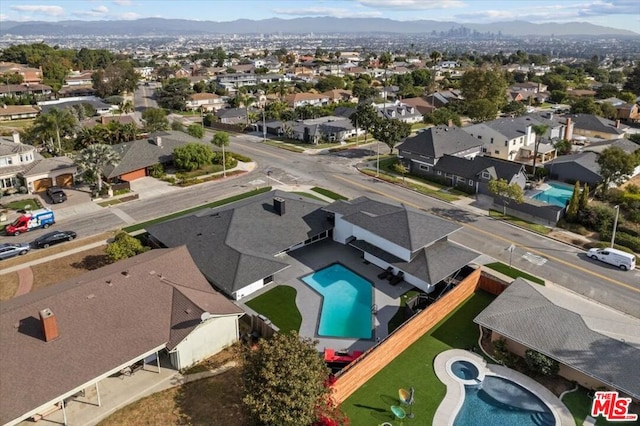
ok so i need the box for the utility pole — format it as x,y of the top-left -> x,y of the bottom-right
611,205 -> 620,248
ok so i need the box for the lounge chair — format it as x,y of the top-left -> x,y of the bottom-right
390,271 -> 404,286
377,266 -> 393,280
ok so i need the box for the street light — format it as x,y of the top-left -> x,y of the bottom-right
610,205 -> 620,248
262,108 -> 266,143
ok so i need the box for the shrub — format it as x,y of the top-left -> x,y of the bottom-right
454,183 -> 475,194
604,188 -> 625,204
105,232 -> 149,262
232,152 -> 252,163
525,349 -> 560,376
18,186 -> 27,194
625,184 -> 640,194
492,338 -> 518,368
149,163 -> 165,178
171,120 -> 184,131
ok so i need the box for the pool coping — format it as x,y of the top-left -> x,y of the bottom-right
433,349 -> 575,426
300,262 -> 375,341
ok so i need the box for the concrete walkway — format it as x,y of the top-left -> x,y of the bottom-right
14,267 -> 33,296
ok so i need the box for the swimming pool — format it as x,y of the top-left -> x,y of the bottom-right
455,377 -> 555,426
532,182 -> 574,208
451,360 -> 480,380
302,263 -> 372,339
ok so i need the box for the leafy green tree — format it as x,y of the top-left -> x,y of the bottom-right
156,77 -> 193,111
2,73 -> 24,84
623,63 -> 640,94
570,97 -> 601,115
316,75 -> 344,92
542,74 -> 568,92
351,79 -> 377,102
372,118 -> 411,154
350,103 -> 378,144
530,124 -> 549,176
32,107 -> 78,153
566,181 -> 581,221
525,350 -> 560,376
467,99 -> 499,123
554,139 -> 572,156
211,131 -> 230,177
92,60 -> 139,98
595,84 -> 620,99
502,100 -> 527,117
106,232 -> 149,262
423,107 -> 461,126
597,147 -> 637,190
549,90 -> 567,104
488,178 -> 525,215
460,68 -> 508,110
411,69 -> 432,86
173,143 -> 214,171
393,161 -> 408,184
599,102 -> 618,120
142,108 -> 169,133
171,120 -> 184,131
618,92 -> 636,104
75,144 -> 119,192
579,183 -> 590,211
187,123 -> 204,139
120,99 -> 134,114
242,332 -> 331,426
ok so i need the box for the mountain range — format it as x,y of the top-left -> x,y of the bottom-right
0,17 -> 637,37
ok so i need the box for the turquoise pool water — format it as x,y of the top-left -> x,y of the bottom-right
454,376 -> 555,426
532,182 -> 574,208
302,263 -> 372,339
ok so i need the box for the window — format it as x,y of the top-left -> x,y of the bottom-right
477,135 -> 482,139
481,171 -> 491,179
490,137 -> 494,144
482,148 -> 488,153
504,141 -> 508,147
419,164 -> 429,171
469,180 -> 474,186
437,171 -> 442,175
494,150 -> 500,154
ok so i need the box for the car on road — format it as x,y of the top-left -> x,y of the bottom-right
587,247 -> 636,271
0,243 -> 31,260
33,230 -> 77,249
46,186 -> 67,204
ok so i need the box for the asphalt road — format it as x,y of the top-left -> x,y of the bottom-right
4,133 -> 639,317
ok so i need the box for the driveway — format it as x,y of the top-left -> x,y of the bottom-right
38,187 -> 92,210
128,177 -> 179,200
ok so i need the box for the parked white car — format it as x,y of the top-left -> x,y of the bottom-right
586,248 -> 636,271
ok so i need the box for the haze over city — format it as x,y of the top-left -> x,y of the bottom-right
0,0 -> 638,33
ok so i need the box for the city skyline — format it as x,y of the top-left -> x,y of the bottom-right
0,0 -> 638,33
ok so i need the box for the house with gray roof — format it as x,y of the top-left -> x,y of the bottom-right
569,113 -> 629,140
433,155 -> 527,194
147,191 -> 333,300
475,278 -> 640,400
0,246 -> 243,426
325,196 -> 479,293
396,125 -> 483,179
103,131 -> 208,181
543,152 -> 601,186
0,132 -> 76,194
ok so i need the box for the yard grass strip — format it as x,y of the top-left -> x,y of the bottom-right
360,169 -> 460,202
489,209 -> 551,235
122,187 -> 272,233
485,262 -> 545,285
244,285 -> 302,333
311,187 -> 348,200
291,192 -> 325,202
262,139 -> 305,153
3,198 -> 43,211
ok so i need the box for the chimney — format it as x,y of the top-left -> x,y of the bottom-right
39,308 -> 59,342
565,117 -> 573,141
273,197 -> 286,216
615,119 -> 620,129
12,132 -> 20,144
155,136 -> 162,147
447,119 -> 453,127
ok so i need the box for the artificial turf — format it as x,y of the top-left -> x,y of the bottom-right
341,291 -> 495,425
244,285 -> 302,333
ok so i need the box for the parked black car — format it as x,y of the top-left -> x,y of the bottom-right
46,186 -> 67,204
33,231 -> 77,248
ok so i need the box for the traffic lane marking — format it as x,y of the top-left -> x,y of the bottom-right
332,174 -> 640,294
230,138 -> 287,160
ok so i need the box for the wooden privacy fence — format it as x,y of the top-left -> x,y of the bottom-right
331,267 -> 482,403
477,270 -> 511,295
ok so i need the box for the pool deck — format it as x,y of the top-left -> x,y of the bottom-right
434,349 -> 575,426
239,238 -> 413,353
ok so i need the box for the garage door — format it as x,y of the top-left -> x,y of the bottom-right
55,174 -> 73,187
33,178 -> 53,192
120,168 -> 147,181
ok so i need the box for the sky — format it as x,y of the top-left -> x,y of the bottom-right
0,0 -> 638,32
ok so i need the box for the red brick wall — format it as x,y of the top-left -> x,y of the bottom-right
331,267 -> 481,403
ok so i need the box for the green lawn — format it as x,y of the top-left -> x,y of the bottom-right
342,291 -> 495,425
0,119 -> 34,129
489,210 -> 551,235
311,187 -> 348,201
122,187 -> 272,233
485,262 -> 545,285
561,387 -> 637,426
244,285 -> 302,333
361,169 -> 460,202
3,198 -> 42,210
262,140 -> 306,153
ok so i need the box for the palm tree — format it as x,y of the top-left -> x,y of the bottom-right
75,144 -> 120,193
33,107 -> 78,153
211,131 -> 230,177
120,100 -> 134,114
235,90 -> 254,127
530,124 -> 549,177
350,103 -> 378,144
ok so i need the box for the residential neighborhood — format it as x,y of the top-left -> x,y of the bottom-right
1,2 -> 640,426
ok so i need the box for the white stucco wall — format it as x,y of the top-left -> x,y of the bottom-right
352,226 -> 411,261
332,214 -> 353,244
234,278 -> 266,300
172,315 -> 240,370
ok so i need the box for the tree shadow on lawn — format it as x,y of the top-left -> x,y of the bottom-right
353,394 -> 401,423
430,291 -> 495,349
71,254 -> 110,271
